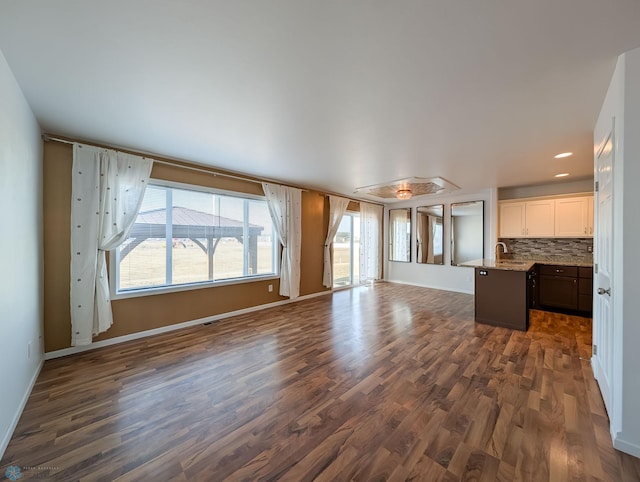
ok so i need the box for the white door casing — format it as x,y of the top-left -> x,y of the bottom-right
592,125 -> 614,416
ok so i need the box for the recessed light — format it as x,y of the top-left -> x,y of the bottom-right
554,173 -> 570,178
554,152 -> 573,158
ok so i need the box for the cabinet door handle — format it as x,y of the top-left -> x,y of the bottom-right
584,227 -> 587,234
556,269 -> 564,273
598,287 -> 611,296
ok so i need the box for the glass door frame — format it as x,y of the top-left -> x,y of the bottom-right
333,211 -> 360,288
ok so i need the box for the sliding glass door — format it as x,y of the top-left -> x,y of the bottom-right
333,213 -> 360,287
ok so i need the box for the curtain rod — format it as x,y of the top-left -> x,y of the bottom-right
43,133 -> 270,186
42,133 -> 382,205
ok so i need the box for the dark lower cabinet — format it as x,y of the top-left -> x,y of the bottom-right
475,267 -> 529,331
538,264 -> 592,315
529,268 -> 539,309
578,267 -> 593,312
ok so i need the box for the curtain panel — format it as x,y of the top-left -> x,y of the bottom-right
428,217 -> 436,263
262,182 -> 302,299
322,196 -> 350,288
389,208 -> 409,262
360,202 -> 383,283
417,214 -> 435,264
417,209 -> 427,263
70,145 -> 152,346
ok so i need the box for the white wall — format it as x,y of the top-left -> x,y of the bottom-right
0,49 -> 44,457
499,178 -> 594,200
619,46 -> 640,457
452,213 -> 483,264
593,47 -> 640,457
384,188 -> 497,294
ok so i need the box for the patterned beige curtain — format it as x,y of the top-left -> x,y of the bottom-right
323,196 -> 350,288
262,182 -> 302,299
70,145 -> 152,346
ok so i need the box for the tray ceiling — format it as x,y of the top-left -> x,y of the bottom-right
355,177 -> 459,201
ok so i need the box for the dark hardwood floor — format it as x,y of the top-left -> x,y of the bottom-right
3,282 -> 639,481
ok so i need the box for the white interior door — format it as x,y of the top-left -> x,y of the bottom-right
593,128 -> 614,415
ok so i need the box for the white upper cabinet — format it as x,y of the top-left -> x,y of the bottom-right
499,199 -> 554,238
499,194 -> 593,238
554,196 -> 591,237
499,202 -> 526,237
524,200 -> 555,237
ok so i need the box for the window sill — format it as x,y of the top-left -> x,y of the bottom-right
112,274 -> 280,300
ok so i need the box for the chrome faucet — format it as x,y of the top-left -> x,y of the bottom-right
495,242 -> 508,261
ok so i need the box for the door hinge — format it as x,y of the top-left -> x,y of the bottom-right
595,263 -> 598,274
595,181 -> 599,192
593,344 -> 598,355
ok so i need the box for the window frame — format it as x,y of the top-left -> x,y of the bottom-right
110,178 -> 279,300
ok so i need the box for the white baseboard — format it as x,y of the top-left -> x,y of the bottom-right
45,290 -> 332,360
0,357 -> 44,460
613,431 -> 640,458
591,358 -> 640,458
386,279 -> 474,295
591,356 -> 601,379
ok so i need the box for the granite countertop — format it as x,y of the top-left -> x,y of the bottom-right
460,258 -> 593,271
522,259 -> 593,268
459,259 -> 536,272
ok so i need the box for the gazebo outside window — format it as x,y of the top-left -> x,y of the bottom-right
118,205 -> 268,290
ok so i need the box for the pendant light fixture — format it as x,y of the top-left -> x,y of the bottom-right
396,188 -> 412,200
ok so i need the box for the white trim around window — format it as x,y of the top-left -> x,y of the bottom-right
110,178 -> 280,299
110,272 -> 280,300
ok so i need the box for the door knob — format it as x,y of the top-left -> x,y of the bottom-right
598,287 -> 611,296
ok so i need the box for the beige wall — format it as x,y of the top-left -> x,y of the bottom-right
43,141 -> 358,352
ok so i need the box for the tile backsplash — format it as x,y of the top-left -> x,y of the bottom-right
498,237 -> 593,264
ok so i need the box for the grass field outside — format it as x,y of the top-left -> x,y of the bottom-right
333,241 -> 359,286
118,239 -> 357,290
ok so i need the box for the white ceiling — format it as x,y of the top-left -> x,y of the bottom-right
1,1 -> 640,200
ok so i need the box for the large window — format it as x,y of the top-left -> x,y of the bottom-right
116,183 -> 277,293
333,213 -> 360,287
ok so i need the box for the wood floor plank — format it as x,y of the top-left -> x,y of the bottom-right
2,282 -> 639,481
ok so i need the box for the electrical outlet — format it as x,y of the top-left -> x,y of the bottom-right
587,245 -> 593,253
268,284 -> 273,292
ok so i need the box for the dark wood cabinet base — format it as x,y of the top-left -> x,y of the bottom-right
538,264 -> 593,317
475,268 -> 529,331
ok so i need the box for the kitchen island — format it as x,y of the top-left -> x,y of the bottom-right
460,259 -> 535,331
